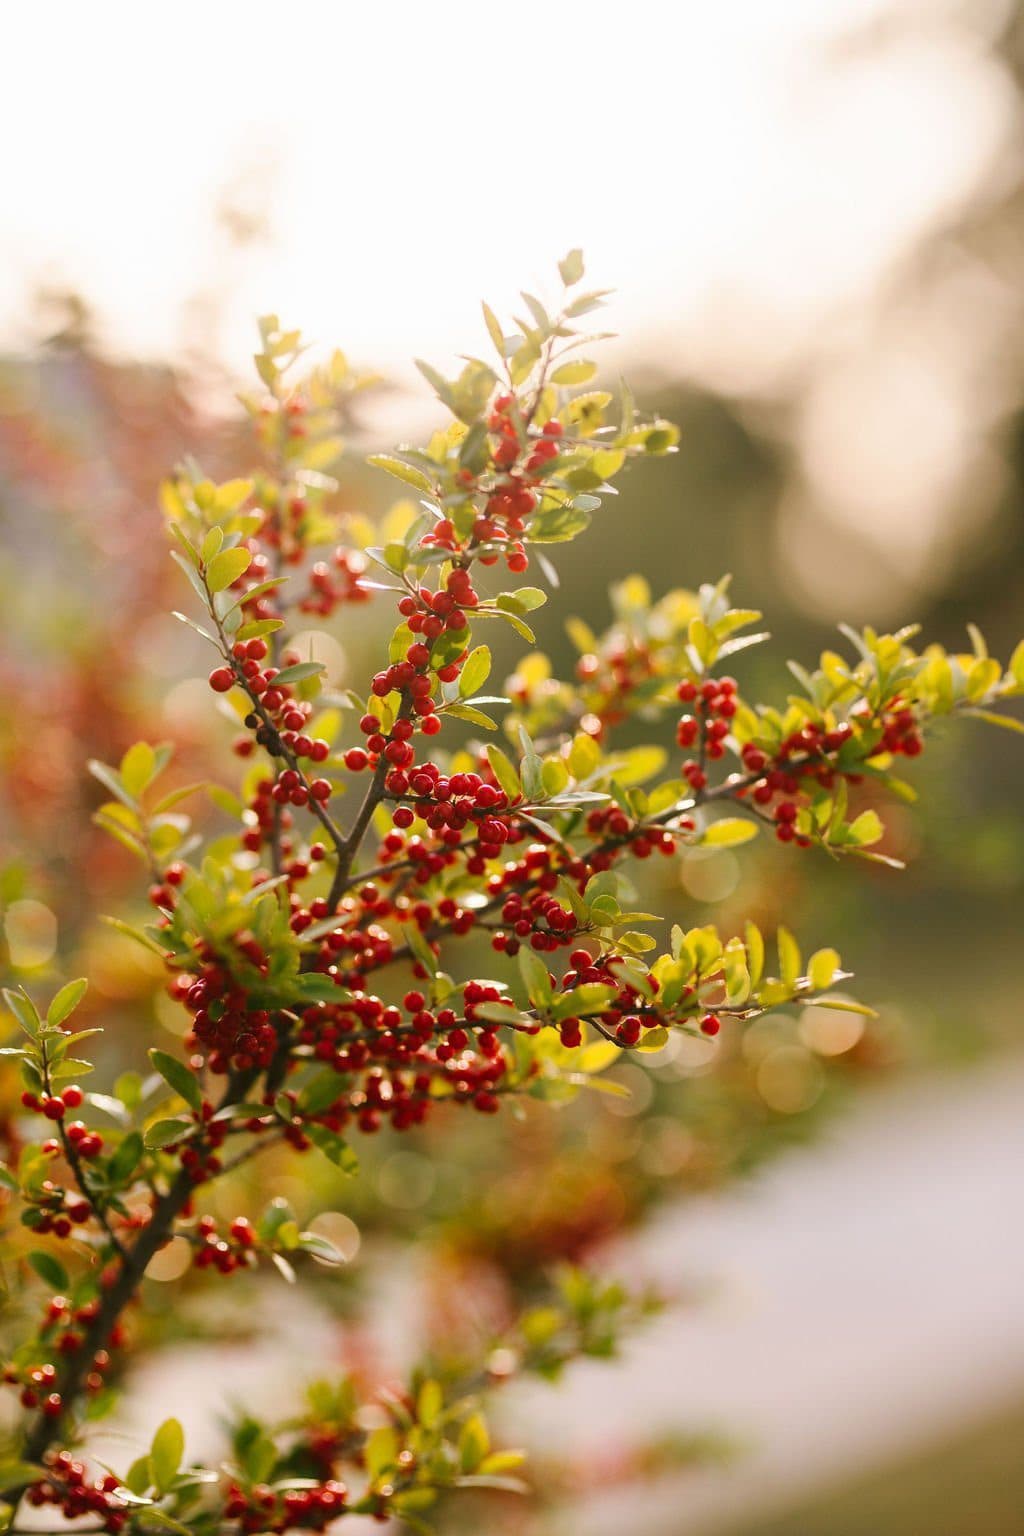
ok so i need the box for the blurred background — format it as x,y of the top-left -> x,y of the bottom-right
2,1 -> 1023,1531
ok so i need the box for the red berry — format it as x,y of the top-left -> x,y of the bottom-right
209,667 -> 234,693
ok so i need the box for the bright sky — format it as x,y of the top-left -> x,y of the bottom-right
3,0 -> 1020,616
1,0 -> 1015,390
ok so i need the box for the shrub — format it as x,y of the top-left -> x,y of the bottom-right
2,254 -> 1021,1531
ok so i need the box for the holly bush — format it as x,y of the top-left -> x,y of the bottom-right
1,254 -> 1022,1533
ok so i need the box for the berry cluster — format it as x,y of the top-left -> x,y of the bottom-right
223,1478 -> 348,1533
552,952 -> 721,1047
192,1214 -> 258,1274
876,702 -> 924,758
21,1084 -> 85,1122
584,803 -> 685,862
298,547 -> 371,618
738,720 -> 856,842
211,642 -> 337,830
676,676 -> 738,791
492,890 -> 579,956
25,1455 -> 128,1532
576,634 -> 658,736
7,1299 -> 116,1410
16,1171 -> 91,1238
173,957 -> 278,1074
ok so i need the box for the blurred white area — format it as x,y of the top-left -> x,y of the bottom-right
4,0 -> 1024,615
512,1055 -> 1024,1533
84,1058 -> 1024,1533
0,1 -> 1015,376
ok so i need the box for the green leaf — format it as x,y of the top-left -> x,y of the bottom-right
148,1050 -> 203,1113
107,1131 -> 144,1185
305,1124 -> 359,1174
28,1250 -> 68,1290
88,758 -> 135,810
808,996 -> 878,1018
558,248 -> 585,287
568,733 -> 601,779
2,988 -> 41,1038
454,1471 -> 530,1494
635,1025 -> 669,1053
298,1231 -> 347,1266
491,607 -> 536,643
236,617 -> 285,643
417,1378 -> 443,1429
551,359 -> 597,387
591,448 -> 625,479
481,302 -> 505,354
169,548 -> 209,605
459,1413 -> 490,1473
1009,638 -> 1024,688
205,546 -> 252,593
131,1510 -> 192,1536
0,1463 -> 46,1494
86,1091 -> 131,1127
270,661 -> 326,688
700,818 -> 758,848
745,921 -> 765,990
46,978 -> 88,1029
566,288 -> 612,319
200,526 -> 224,562
551,984 -> 615,1021
777,926 -> 801,988
120,742 -> 158,798
123,1456 -> 152,1497
405,922 -> 439,979
144,1117 -> 194,1150
367,454 -> 435,495
149,1418 -> 185,1495
458,645 -> 491,698
486,746 -> 521,802
496,586 -> 546,614
579,1039 -> 621,1073
517,727 -> 545,802
963,707 -> 1024,735
847,810 -> 883,847
364,1426 -> 399,1483
445,702 -> 498,730
474,1001 -> 532,1027
808,948 -> 841,992
541,758 -> 569,796
518,947 -> 553,1008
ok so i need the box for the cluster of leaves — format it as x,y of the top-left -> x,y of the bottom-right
0,255 -> 1021,1535
0,1259 -> 650,1534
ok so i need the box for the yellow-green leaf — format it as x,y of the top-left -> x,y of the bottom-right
808,948 -> 840,992
149,1418 -> 184,1494
777,926 -> 801,988
206,547 -> 252,594
367,454 -> 435,495
701,818 -> 758,848
745,922 -> 765,990
551,360 -> 597,386
847,810 -> 883,847
120,742 -> 157,799
459,646 -> 492,698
